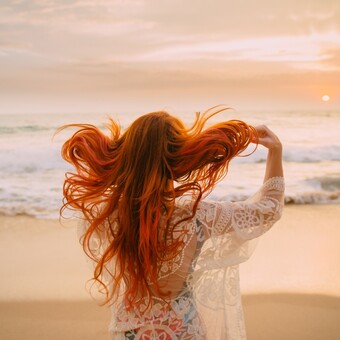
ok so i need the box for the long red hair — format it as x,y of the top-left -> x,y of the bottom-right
59,106 -> 257,308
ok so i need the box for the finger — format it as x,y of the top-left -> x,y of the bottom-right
254,125 -> 269,135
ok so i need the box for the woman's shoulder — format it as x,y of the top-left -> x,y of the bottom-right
174,198 -> 226,222
174,197 -> 215,212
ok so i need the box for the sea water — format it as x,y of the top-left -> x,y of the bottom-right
0,109 -> 339,219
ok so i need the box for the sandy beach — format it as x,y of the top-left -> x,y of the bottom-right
1,294 -> 339,340
0,204 -> 340,339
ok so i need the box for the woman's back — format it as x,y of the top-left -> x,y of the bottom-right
59,107 -> 284,339
109,176 -> 284,339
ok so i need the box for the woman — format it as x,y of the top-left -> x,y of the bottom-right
60,106 -> 284,339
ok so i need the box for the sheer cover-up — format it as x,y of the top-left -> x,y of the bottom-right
91,176 -> 284,339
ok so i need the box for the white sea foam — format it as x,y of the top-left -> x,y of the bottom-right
0,110 -> 339,219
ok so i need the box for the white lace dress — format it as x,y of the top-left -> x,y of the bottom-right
107,176 -> 285,340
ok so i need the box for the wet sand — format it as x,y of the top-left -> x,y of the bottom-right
0,204 -> 339,339
0,294 -> 339,340
243,293 -> 340,340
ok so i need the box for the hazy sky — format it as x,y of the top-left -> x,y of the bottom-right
1,0 -> 339,113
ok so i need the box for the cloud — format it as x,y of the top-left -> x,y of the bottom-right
119,32 -> 339,65
1,0 -> 340,66
0,0 -> 151,36
322,48 -> 340,68
2,0 -> 340,38
1,0 -> 339,112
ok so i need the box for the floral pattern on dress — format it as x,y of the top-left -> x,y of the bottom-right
107,177 -> 285,340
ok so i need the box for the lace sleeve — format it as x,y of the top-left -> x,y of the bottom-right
202,176 -> 285,240
228,176 -> 284,240
190,176 -> 284,281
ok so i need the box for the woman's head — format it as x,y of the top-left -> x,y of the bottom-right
115,111 -> 184,198
59,106 -> 257,308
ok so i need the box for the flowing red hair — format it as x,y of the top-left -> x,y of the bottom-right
59,106 -> 257,309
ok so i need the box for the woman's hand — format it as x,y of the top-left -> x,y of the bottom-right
252,125 -> 283,180
252,125 -> 282,151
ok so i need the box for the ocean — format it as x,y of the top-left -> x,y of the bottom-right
0,109 -> 339,219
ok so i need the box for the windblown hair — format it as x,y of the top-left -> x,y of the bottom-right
59,105 -> 258,309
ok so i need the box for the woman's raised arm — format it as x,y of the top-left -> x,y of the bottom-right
252,125 -> 284,181
198,125 -> 284,241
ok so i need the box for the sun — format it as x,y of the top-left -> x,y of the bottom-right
322,95 -> 330,102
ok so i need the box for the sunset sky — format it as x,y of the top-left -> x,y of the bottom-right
1,0 -> 339,114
